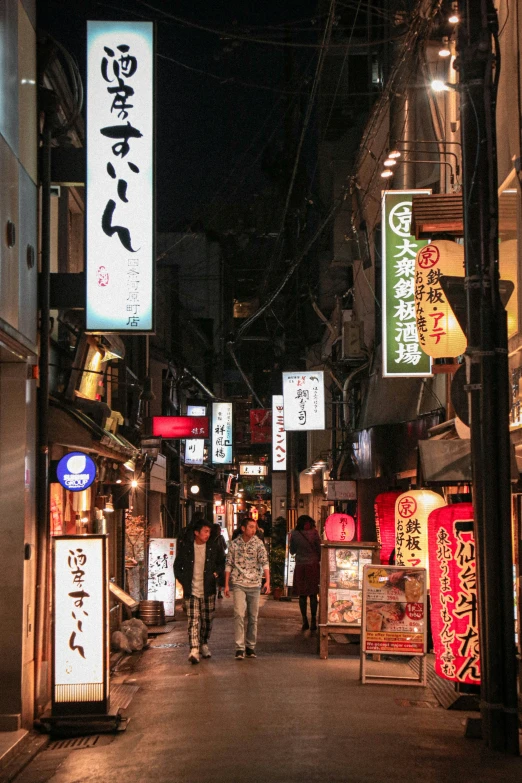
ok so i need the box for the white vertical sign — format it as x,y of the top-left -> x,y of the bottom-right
87,21 -> 154,332
148,538 -> 177,616
272,395 -> 287,470
54,537 -> 107,703
212,402 -> 233,464
185,406 -> 205,465
282,371 -> 325,431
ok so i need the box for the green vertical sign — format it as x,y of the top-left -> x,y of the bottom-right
382,190 -> 432,377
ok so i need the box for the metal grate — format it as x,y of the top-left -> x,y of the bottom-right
47,735 -> 102,751
110,683 -> 139,710
149,642 -> 188,649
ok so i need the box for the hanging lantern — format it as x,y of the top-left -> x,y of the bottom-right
324,513 -> 355,542
428,503 -> 480,685
414,240 -> 467,358
395,490 -> 445,578
499,239 -> 518,339
374,491 -> 402,564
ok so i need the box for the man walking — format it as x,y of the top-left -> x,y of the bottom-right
224,517 -> 270,659
174,518 -> 225,664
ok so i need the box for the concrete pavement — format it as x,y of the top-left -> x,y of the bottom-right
13,596 -> 522,783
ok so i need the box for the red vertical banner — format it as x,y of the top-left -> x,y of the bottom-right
374,491 -> 401,565
428,503 -> 480,684
250,409 -> 272,444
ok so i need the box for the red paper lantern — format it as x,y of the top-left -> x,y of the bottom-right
428,503 -> 480,685
324,513 -> 355,543
395,490 -> 445,580
374,491 -> 402,564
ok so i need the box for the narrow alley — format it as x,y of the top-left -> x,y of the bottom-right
10,598 -> 522,783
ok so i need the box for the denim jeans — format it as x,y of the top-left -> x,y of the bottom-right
232,586 -> 261,650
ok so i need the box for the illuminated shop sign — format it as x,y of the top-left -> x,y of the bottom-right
211,402 -> 233,464
56,452 -> 97,492
152,416 -> 209,439
272,395 -> 286,471
185,439 -> 204,465
86,21 -> 154,332
239,464 -> 268,476
53,536 -> 109,714
148,538 -> 177,616
282,371 -> 325,431
381,190 -> 432,377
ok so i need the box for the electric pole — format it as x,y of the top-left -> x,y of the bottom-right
457,0 -> 519,754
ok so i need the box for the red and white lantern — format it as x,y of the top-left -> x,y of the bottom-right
324,513 -> 355,543
395,490 -> 445,577
374,491 -> 402,564
428,503 -> 480,685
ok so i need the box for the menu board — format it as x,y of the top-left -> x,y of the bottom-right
326,546 -> 373,626
362,565 -> 427,655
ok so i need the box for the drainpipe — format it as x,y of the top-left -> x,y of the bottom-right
342,362 -> 369,428
34,123 -> 52,716
390,86 -> 417,189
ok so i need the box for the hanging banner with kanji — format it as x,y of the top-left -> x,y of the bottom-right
428,503 -> 480,685
381,190 -> 432,377
282,371 -> 325,431
272,395 -> 287,470
211,402 -> 233,464
249,409 -> 272,444
87,22 -> 154,333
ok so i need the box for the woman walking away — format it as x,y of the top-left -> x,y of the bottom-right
290,515 -> 321,632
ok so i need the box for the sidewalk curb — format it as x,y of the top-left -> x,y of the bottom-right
0,734 -> 49,783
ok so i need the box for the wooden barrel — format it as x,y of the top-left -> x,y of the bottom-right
139,600 -> 166,625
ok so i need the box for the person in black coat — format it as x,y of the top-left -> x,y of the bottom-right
174,518 -> 225,664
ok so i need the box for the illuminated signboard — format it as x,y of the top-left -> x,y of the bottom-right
211,402 -> 233,464
148,538 -> 177,616
53,535 -> 108,715
184,439 -> 204,465
185,406 -> 206,466
152,416 -> 209,439
272,395 -> 286,471
56,452 -> 97,492
187,405 -> 206,416
381,190 -> 432,377
86,21 -> 154,332
282,371 -> 325,431
239,464 -> 268,476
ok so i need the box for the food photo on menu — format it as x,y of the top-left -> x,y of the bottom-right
364,567 -> 425,603
365,600 -> 424,633
327,589 -> 362,625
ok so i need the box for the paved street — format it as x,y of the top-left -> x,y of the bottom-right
14,598 -> 522,783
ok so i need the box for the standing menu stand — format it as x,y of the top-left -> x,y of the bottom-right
360,565 -> 427,686
318,542 -> 379,659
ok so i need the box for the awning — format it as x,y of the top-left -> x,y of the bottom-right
49,399 -> 139,461
418,439 -> 472,482
419,438 -> 519,483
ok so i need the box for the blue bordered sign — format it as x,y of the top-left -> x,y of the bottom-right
56,452 -> 97,492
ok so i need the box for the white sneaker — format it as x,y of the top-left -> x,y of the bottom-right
200,644 -> 211,658
188,648 -> 200,664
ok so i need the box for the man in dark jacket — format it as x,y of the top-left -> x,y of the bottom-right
174,518 -> 225,664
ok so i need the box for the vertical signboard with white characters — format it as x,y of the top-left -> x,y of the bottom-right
381,190 -> 432,377
53,536 -> 109,714
272,395 -> 287,470
87,21 -> 154,332
282,372 -> 325,431
211,402 -> 233,464
148,539 -> 177,616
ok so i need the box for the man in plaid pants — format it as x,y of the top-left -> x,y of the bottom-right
175,518 -> 225,664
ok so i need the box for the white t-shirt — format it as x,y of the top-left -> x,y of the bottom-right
191,542 -> 206,597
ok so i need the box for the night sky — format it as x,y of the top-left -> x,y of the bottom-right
38,0 -> 318,229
